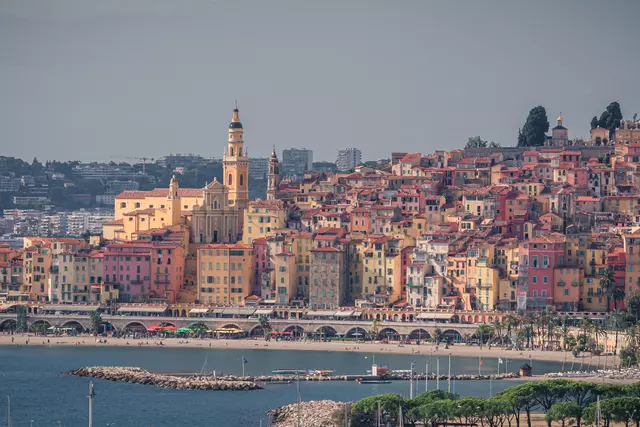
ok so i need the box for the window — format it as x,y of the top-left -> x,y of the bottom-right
228,174 -> 233,185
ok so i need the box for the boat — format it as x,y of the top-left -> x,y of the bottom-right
308,369 -> 334,376
271,369 -> 308,376
358,379 -> 391,384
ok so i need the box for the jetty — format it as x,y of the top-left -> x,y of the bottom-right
66,366 -> 263,391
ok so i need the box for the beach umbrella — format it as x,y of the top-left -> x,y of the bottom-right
177,327 -> 191,333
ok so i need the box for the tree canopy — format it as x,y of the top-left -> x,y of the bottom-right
518,106 -> 549,147
596,101 -> 623,138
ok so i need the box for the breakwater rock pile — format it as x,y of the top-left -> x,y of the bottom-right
66,367 -> 262,391
268,400 -> 343,427
548,367 -> 640,381
219,372 -> 520,382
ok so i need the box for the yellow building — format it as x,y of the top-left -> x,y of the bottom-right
582,276 -> 606,311
23,245 -> 51,301
106,107 -> 245,244
243,200 -> 287,244
475,246 -> 500,311
197,243 -> 254,306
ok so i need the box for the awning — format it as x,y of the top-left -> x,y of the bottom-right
333,311 -> 354,317
117,305 -> 168,314
305,310 -> 335,317
189,308 -> 210,314
0,303 -> 21,310
41,304 -> 101,312
255,309 -> 275,315
211,308 -> 225,314
222,307 -> 256,316
352,311 -> 363,317
416,312 -> 454,320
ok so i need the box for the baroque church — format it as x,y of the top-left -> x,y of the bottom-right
105,106 -> 249,244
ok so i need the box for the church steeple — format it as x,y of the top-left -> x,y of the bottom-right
223,103 -> 249,210
167,175 -> 181,225
267,146 -> 280,201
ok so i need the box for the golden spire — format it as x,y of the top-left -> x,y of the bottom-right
557,112 -> 563,125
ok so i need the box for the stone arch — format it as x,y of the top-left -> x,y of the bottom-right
249,325 -> 264,337
408,328 -> 431,340
452,315 -> 460,323
0,319 -> 17,331
345,327 -> 368,339
283,325 -> 305,336
392,314 -> 399,322
488,316 -> 494,323
29,320 -> 52,333
460,315 -> 467,323
61,320 -> 87,332
180,309 -> 187,318
316,326 -> 337,338
122,321 -> 148,332
474,315 -> 479,323
188,322 -> 209,331
442,329 -> 463,343
375,313 -> 381,321
401,314 -> 407,321
378,327 -> 399,340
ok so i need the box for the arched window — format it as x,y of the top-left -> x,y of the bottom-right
120,202 -> 126,208
230,148 -> 234,156
238,148 -> 242,156
228,174 -> 233,185
240,174 -> 244,186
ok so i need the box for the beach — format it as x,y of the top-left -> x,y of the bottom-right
0,333 -> 596,364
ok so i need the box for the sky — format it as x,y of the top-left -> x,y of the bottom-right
1,0 -> 639,163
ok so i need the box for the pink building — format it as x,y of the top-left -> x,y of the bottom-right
104,241 -> 184,303
520,233 -> 566,310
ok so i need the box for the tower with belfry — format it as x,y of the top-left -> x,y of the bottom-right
267,147 -> 280,201
223,103 -> 249,210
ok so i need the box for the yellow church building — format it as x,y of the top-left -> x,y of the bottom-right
104,106 -> 249,244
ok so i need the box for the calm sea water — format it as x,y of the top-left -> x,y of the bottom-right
0,346 -> 564,426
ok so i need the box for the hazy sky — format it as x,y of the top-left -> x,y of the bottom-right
1,0 -> 639,163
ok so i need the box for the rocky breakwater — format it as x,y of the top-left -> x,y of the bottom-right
268,400 -> 344,427
548,367 -> 640,381
66,367 -> 262,391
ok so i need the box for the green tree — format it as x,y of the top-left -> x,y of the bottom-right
564,381 -> 599,426
591,115 -> 600,130
476,324 -> 493,347
597,101 -> 623,139
488,141 -> 501,148
433,328 -> 443,344
517,128 -> 526,147
454,397 -> 485,427
465,136 -> 488,149
532,380 -> 571,426
626,293 -> 640,324
370,319 -> 379,340
496,383 -> 537,427
258,316 -> 272,339
89,310 -> 102,333
600,267 -> 619,312
546,402 -> 582,427
15,305 -> 27,333
415,399 -> 454,427
609,310 -> 630,350
519,106 -> 549,147
350,394 -> 404,427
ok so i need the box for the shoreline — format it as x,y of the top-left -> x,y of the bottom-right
0,333 -> 597,364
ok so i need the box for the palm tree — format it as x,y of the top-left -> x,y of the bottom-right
491,319 -> 504,345
559,315 -> 570,351
475,324 -> 493,348
599,267 -> 618,312
608,310 -> 629,352
370,319 -> 379,341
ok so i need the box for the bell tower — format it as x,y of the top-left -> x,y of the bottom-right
223,103 -> 249,209
167,175 -> 182,225
267,146 -> 280,201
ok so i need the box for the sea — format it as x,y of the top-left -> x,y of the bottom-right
0,346 -> 566,426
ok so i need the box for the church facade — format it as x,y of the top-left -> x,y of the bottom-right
105,106 -> 248,245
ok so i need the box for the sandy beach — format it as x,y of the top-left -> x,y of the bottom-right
0,333 -> 598,364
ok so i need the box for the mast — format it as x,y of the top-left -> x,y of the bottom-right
7,395 -> 10,427
88,382 -> 95,427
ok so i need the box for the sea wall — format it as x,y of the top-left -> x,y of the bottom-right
217,372 -> 519,382
66,366 -> 262,391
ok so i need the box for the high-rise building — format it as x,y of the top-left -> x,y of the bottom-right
248,157 -> 269,180
336,148 -> 362,171
282,148 -> 313,179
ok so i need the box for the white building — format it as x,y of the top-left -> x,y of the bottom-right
336,148 -> 362,171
